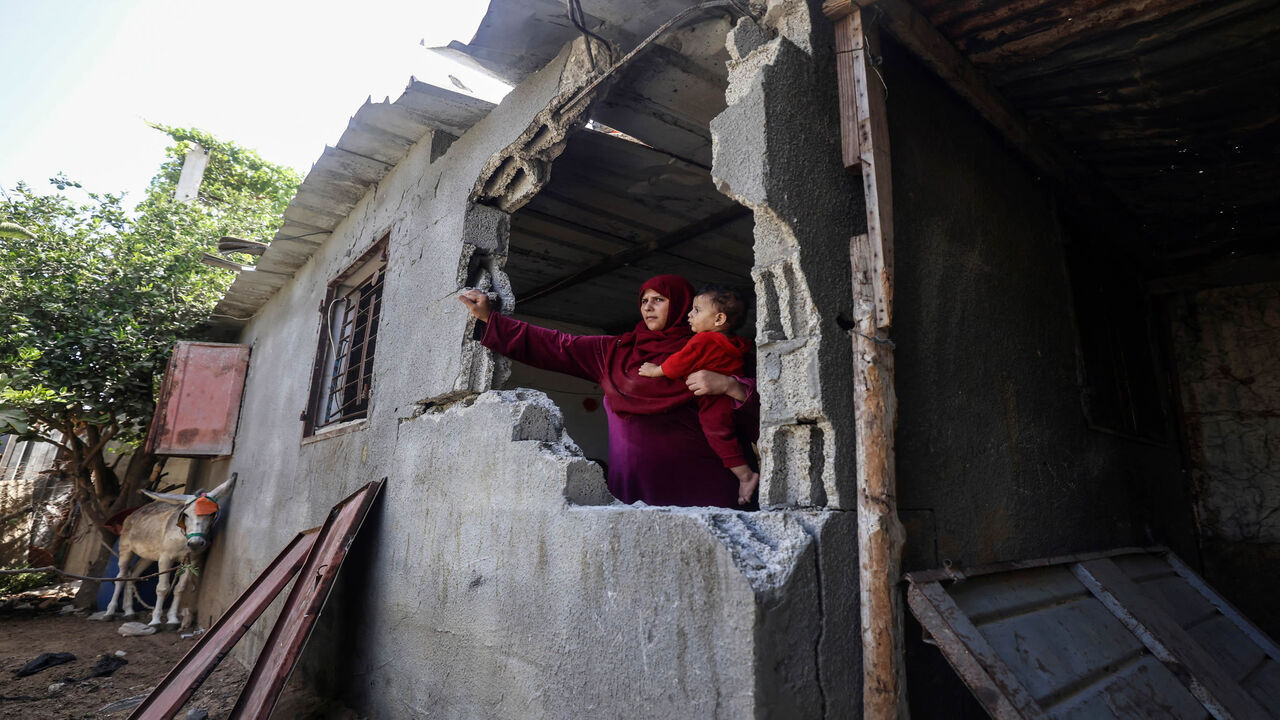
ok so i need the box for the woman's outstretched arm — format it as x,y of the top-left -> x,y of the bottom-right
459,290 -> 611,382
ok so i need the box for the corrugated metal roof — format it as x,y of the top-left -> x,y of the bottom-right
211,80 -> 494,324
908,547 -> 1280,719
446,0 -> 725,85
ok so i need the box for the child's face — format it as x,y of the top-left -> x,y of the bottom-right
688,294 -> 723,333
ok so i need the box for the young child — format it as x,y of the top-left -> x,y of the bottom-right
639,286 -> 758,505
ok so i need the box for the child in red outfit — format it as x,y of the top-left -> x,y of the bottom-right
640,286 -> 758,505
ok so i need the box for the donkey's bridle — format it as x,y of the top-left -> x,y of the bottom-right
177,492 -> 221,541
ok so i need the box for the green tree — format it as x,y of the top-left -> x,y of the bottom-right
0,126 -> 299,597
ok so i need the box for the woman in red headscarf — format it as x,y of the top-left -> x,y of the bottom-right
458,275 -> 757,508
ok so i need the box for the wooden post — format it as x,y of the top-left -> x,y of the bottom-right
832,2 -> 893,328
852,234 -> 908,720
829,1 -> 909,717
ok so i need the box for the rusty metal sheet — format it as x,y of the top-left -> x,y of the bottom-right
128,529 -> 319,720
146,342 -> 250,457
907,548 -> 1280,719
231,478 -> 385,719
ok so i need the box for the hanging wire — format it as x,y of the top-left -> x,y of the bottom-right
566,0 -> 612,71
559,0 -> 749,112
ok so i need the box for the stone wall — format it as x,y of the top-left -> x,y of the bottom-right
1171,281 -> 1280,636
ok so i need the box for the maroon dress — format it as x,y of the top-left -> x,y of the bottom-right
480,312 -> 758,508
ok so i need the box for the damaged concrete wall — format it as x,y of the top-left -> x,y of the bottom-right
1171,281 -> 1280,637
196,11 -> 862,718
712,2 -> 863,510
309,391 -> 860,718
503,316 -> 610,465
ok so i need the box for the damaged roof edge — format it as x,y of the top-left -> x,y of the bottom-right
209,80 -> 496,327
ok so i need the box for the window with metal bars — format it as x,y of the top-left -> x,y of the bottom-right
304,237 -> 387,435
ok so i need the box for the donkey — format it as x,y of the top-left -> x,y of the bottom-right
103,476 -> 235,627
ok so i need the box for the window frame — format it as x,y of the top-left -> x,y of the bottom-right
303,236 -> 388,437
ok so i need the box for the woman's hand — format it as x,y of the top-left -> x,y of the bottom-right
458,289 -> 493,322
686,370 -> 747,401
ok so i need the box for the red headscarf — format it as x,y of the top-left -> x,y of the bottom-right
601,275 -> 697,415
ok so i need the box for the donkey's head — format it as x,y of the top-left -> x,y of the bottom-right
143,476 -> 236,552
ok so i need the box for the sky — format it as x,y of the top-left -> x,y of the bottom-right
0,0 -> 505,206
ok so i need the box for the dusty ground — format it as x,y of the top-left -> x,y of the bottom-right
0,583 -> 246,719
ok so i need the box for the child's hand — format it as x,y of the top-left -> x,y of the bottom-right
638,362 -> 664,378
730,466 -> 759,506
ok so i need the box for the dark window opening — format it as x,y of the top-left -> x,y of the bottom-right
1065,243 -> 1167,442
304,236 -> 388,435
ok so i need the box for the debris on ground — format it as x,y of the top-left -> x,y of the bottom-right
118,621 -> 157,636
99,694 -> 149,714
11,651 -> 77,677
82,653 -> 129,678
1,610 -> 247,718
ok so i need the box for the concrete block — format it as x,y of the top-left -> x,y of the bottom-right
727,15 -> 771,62
758,422 -> 831,508
712,23 -> 860,511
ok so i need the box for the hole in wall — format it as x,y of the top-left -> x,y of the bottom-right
501,126 -> 756,473
488,22 -> 761,501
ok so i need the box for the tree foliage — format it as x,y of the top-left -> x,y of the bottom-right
0,126 -> 300,578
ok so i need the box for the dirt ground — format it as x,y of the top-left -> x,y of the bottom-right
0,582 -> 246,719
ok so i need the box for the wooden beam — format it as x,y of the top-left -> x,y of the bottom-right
853,10 -> 894,330
852,231 -> 908,720
837,5 -> 905,716
1073,559 -> 1272,719
517,205 -> 750,305
832,5 -> 894,329
833,17 -> 863,169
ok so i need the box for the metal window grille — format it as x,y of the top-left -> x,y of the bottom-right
306,239 -> 387,434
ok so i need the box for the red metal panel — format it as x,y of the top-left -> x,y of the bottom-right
231,479 -> 385,719
130,479 -> 384,720
129,529 -> 320,720
146,341 -> 250,457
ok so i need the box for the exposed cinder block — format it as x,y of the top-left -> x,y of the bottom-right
759,421 -> 832,508
712,12 -> 862,510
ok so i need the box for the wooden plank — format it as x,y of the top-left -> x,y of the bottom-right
907,583 -> 1049,719
1164,552 -> 1280,662
1073,558 -> 1272,719
833,15 -> 862,168
849,11 -> 894,329
964,0 -> 1218,67
851,232 -> 908,720
838,0 -> 1118,208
